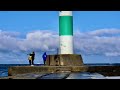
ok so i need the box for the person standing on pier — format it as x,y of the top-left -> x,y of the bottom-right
42,52 -> 47,65
28,51 -> 35,66
28,54 -> 32,65
31,51 -> 35,65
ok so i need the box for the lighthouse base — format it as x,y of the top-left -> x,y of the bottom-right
45,54 -> 84,66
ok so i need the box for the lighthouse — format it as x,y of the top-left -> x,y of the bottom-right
59,11 -> 73,54
45,11 -> 83,66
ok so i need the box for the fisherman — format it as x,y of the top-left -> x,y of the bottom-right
31,51 -> 35,65
42,52 -> 47,65
28,51 -> 35,66
28,54 -> 32,65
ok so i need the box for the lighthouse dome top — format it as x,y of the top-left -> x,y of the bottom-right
59,11 -> 72,16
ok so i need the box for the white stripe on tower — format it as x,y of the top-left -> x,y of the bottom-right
59,11 -> 73,54
59,11 -> 72,16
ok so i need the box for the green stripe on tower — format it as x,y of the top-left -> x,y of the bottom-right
59,16 -> 73,36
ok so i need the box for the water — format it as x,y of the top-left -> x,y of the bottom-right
66,72 -> 106,79
0,63 -> 120,78
0,64 -> 41,77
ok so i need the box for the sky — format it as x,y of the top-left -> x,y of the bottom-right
0,11 -> 120,64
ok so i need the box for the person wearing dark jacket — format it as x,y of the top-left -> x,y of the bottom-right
42,52 -> 47,65
31,51 -> 35,65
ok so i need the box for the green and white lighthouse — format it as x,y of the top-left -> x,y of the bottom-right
59,11 -> 73,54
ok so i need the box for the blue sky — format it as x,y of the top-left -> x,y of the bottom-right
0,11 -> 120,64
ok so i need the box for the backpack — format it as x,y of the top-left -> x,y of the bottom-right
28,56 -> 32,60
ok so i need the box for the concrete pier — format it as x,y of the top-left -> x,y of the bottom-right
8,66 -> 88,76
2,65 -> 120,79
6,54 -> 120,79
45,54 -> 83,66
8,54 -> 86,77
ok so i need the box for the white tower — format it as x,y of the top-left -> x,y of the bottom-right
59,11 -> 73,54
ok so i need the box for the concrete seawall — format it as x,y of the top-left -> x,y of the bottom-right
8,66 -> 88,76
8,65 -> 120,76
87,66 -> 120,76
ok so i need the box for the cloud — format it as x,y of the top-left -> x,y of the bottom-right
18,30 -> 59,51
74,28 -> 120,56
0,30 -> 59,52
0,29 -> 120,57
0,30 -> 20,51
105,52 -> 120,56
0,30 -> 20,37
88,28 -> 120,36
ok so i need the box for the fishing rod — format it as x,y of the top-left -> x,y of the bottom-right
14,53 -> 23,64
